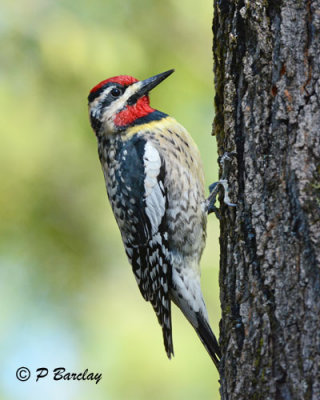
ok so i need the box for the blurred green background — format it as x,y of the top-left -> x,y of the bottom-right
0,0 -> 220,399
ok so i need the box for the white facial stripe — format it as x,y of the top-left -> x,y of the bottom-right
89,87 -> 114,120
100,86 -> 115,98
101,81 -> 143,122
90,86 -> 113,106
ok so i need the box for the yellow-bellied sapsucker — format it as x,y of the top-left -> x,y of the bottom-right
88,69 -> 221,367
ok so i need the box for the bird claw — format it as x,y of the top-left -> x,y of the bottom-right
218,151 -> 237,179
218,179 -> 237,207
206,151 -> 237,215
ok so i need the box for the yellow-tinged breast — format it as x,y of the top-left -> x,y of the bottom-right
126,116 -> 205,191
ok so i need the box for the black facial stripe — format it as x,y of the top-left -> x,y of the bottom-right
88,82 -> 124,103
112,110 -> 168,133
127,92 -> 140,106
132,110 -> 168,126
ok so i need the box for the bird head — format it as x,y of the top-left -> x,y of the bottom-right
88,69 -> 174,135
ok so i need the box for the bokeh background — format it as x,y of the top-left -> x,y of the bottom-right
0,0 -> 220,399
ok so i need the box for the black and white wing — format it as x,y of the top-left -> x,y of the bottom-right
107,136 -> 173,358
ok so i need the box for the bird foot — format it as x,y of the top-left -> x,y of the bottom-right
206,151 -> 237,217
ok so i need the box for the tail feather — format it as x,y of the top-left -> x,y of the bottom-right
169,267 -> 221,368
161,301 -> 174,359
170,290 -> 220,368
195,313 -> 220,369
154,297 -> 174,359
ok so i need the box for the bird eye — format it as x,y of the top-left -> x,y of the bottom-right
111,87 -> 122,97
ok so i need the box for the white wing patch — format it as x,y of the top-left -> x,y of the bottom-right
143,142 -> 166,235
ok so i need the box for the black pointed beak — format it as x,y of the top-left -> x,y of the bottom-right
129,69 -> 175,104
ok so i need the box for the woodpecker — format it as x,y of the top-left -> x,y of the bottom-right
88,69 -> 221,368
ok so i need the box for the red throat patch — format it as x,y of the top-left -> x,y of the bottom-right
114,96 -> 155,126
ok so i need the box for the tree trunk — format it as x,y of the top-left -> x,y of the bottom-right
213,1 -> 320,399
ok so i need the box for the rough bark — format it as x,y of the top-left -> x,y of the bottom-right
213,1 -> 320,399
